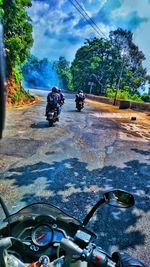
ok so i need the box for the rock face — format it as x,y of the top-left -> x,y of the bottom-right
6,75 -> 35,106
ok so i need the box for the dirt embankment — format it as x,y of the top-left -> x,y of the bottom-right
86,98 -> 150,127
6,76 -> 40,107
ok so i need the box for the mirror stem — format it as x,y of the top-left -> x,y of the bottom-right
82,197 -> 106,226
0,197 -> 10,218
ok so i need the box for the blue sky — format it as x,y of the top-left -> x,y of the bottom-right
28,0 -> 150,73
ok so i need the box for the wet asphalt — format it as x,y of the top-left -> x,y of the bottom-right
0,90 -> 150,266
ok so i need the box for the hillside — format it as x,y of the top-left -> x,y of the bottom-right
6,76 -> 36,106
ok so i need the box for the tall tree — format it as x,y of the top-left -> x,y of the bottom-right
2,0 -> 33,75
1,0 -> 33,103
71,37 -> 120,95
71,29 -> 149,99
109,28 -> 148,94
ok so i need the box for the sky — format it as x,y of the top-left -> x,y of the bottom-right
28,0 -> 150,73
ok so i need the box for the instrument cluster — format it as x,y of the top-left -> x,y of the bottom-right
22,223 -> 66,252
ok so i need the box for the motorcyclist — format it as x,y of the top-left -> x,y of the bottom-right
58,88 -> 65,106
0,31 -> 146,267
45,86 -> 61,117
75,89 -> 85,108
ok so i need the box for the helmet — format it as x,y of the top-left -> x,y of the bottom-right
52,86 -> 58,93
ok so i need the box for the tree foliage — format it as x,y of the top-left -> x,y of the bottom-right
71,38 -> 120,94
110,28 -> 147,93
71,28 -> 149,100
0,0 -> 34,104
1,0 -> 33,77
141,93 -> 150,103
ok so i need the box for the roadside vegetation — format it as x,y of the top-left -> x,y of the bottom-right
70,28 -> 150,102
23,28 -> 150,102
0,0 -> 34,105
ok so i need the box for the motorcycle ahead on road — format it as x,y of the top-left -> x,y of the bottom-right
0,189 -> 135,267
46,108 -> 59,127
76,100 -> 84,112
75,92 -> 85,112
46,99 -> 64,127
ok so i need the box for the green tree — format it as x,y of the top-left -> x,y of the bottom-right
71,37 -> 120,95
1,0 -> 33,103
141,93 -> 150,103
71,28 -> 149,101
2,0 -> 33,75
0,0 -> 4,18
109,28 -> 148,94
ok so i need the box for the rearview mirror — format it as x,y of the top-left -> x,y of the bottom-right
104,190 -> 135,208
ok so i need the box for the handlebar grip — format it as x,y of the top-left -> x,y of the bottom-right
90,248 -> 116,267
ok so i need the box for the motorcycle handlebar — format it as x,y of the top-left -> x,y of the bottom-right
89,248 -> 116,267
0,237 -> 116,267
60,238 -> 116,267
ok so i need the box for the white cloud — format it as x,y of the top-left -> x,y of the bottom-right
112,0 -> 150,72
29,0 -> 150,72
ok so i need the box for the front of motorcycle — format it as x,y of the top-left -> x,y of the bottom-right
0,189 -> 135,267
76,100 -> 84,112
75,92 -> 85,112
46,109 -> 59,127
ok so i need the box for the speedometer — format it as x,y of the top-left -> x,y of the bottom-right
32,225 -> 53,247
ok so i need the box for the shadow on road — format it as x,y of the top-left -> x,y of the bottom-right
65,109 -> 82,113
1,155 -> 149,253
31,121 -> 48,128
131,148 -> 150,157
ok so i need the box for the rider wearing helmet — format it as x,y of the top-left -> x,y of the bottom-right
76,90 -> 85,101
51,86 -> 58,93
75,90 -> 85,101
75,89 -> 85,108
45,86 -> 61,116
57,88 -> 65,106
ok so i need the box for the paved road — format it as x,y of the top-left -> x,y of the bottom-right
0,90 -> 150,265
